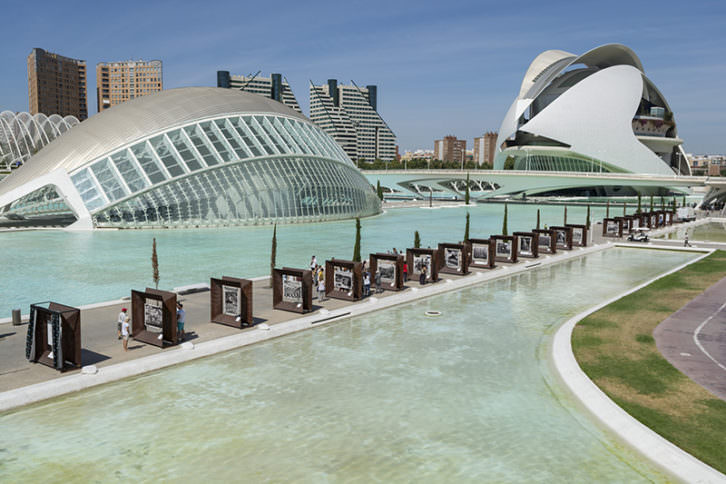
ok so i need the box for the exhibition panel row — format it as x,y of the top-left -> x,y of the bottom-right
603,210 -> 674,237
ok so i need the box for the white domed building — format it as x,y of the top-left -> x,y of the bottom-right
494,44 -> 690,180
0,87 -> 380,229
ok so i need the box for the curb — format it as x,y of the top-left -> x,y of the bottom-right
551,248 -> 726,483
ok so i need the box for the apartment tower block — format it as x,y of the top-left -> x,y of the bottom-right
96,60 -> 163,111
434,136 -> 466,163
473,132 -> 498,166
27,48 -> 88,120
217,71 -> 302,114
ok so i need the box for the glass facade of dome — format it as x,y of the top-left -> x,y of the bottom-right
65,113 -> 379,227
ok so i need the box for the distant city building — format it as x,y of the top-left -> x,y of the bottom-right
689,154 -> 726,174
27,48 -> 87,120
217,71 -> 301,114
310,80 -> 396,163
401,149 -> 434,161
96,60 -> 163,111
434,136 -> 466,163
474,132 -> 497,166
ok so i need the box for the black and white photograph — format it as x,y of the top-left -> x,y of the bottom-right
572,228 -> 583,245
519,236 -> 532,255
658,214 -> 664,225
606,221 -> 618,235
496,240 -> 511,257
472,243 -> 489,262
379,261 -> 396,286
334,267 -> 353,291
413,254 -> 432,275
222,285 -> 240,316
445,248 -> 461,270
632,218 -> 640,229
282,276 -> 302,303
144,301 -> 163,332
650,215 -> 657,226
555,230 -> 566,245
538,234 -> 551,248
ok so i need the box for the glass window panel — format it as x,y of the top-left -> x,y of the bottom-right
243,116 -> 275,155
200,121 -> 233,162
71,169 -> 105,210
214,119 -> 249,159
90,158 -> 127,202
272,117 -> 304,153
111,149 -> 148,193
229,117 -> 263,157
149,133 -> 187,176
287,120 -> 318,155
256,116 -> 287,153
184,125 -> 221,166
130,141 -> 167,184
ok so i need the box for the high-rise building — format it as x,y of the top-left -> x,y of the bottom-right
310,80 -> 396,163
473,132 -> 497,166
217,71 -> 301,113
434,136 -> 466,163
96,60 -> 162,111
27,48 -> 88,120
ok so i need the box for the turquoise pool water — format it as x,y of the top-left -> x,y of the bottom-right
658,221 -> 726,242
0,203 -> 608,316
0,248 -> 697,481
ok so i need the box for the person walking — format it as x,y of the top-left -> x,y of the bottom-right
176,302 -> 186,343
310,255 -> 317,271
684,235 -> 692,247
318,277 -> 326,302
403,261 -> 408,282
363,271 -> 371,297
117,307 -> 127,339
121,316 -> 131,352
420,265 -> 427,285
375,270 -> 382,293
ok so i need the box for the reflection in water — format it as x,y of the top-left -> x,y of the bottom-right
0,248 -> 697,482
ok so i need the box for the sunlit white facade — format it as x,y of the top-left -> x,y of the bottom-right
0,111 -> 79,172
495,44 -> 690,177
0,87 -> 380,229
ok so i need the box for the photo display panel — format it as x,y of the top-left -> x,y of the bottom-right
144,300 -> 163,333
222,284 -> 241,316
495,239 -> 512,258
334,266 -> 353,292
282,274 -> 303,306
518,236 -> 533,256
378,261 -> 397,287
471,243 -> 489,263
445,247 -> 462,271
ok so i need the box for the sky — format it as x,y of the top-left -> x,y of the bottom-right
1,0 -> 724,154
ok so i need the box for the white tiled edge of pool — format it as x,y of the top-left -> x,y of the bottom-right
551,247 -> 726,483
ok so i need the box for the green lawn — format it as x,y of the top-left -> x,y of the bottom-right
572,250 -> 726,474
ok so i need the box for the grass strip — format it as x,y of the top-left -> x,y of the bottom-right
572,250 -> 726,474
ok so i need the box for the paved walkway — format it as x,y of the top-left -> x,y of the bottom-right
654,276 -> 726,401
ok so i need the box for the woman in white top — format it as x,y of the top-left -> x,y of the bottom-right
121,317 -> 131,352
318,279 -> 326,302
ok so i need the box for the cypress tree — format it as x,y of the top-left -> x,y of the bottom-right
536,209 -> 541,230
682,196 -> 687,207
606,200 -> 610,218
269,223 -> 277,288
151,237 -> 159,290
353,217 -> 361,262
586,205 -> 591,227
429,188 -> 433,208
502,204 -> 508,236
376,180 -> 383,201
464,212 -> 470,242
465,172 -> 470,205
660,196 -> 665,211
564,205 -> 568,225
623,201 -> 626,216
637,194 -> 642,214
649,195 -> 654,212
414,230 -> 421,248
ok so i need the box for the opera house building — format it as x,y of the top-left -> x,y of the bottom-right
495,44 -> 690,179
0,87 -> 380,229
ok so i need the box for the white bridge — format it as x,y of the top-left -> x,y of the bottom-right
363,170 -> 726,205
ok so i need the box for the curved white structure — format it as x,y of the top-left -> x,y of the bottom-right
495,44 -> 689,178
0,87 -> 380,229
0,111 -> 79,171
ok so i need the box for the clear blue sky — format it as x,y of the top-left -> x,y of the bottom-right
1,0 -> 724,154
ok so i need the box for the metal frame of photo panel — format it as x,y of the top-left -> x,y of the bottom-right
512,232 -> 539,258
369,253 -> 405,291
466,238 -> 496,268
273,267 -> 313,313
406,248 -> 440,281
325,259 -> 363,301
533,229 -> 557,254
26,301 -> 81,372
550,226 -> 573,250
437,243 -> 470,275
131,288 -> 177,348
602,218 -> 623,238
490,235 -> 518,263
565,224 -> 588,247
614,216 -> 631,234
210,276 -> 253,328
